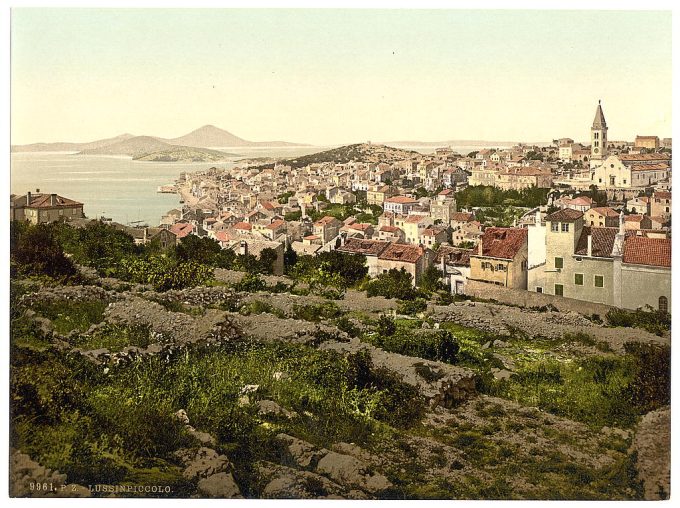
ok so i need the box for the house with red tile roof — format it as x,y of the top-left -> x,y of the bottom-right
584,207 -> 619,228
469,227 -> 528,289
10,190 -> 84,224
383,195 -> 419,215
375,242 -> 432,285
532,210 -> 670,311
169,222 -> 194,239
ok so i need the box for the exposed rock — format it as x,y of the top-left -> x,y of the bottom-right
316,451 -> 392,494
257,461 -> 367,499
277,433 -> 328,469
9,449 -> 90,498
257,400 -> 297,419
178,447 -> 231,482
197,472 -> 243,499
632,407 -> 670,500
320,339 -> 476,408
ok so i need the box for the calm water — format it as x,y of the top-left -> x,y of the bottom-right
10,144 -> 488,226
10,147 -> 325,226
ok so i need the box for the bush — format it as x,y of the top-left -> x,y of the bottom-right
366,269 -> 421,300
606,307 -> 670,336
10,222 -> 78,280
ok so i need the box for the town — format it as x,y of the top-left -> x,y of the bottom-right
9,101 -> 672,501
12,101 -> 671,313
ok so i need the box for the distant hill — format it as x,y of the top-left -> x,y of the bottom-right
274,143 -> 421,169
383,139 -> 519,148
77,136 -> 174,157
11,133 -> 136,153
12,125 -> 308,155
167,124 -> 308,148
134,146 -> 237,162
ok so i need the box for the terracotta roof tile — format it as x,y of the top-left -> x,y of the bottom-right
623,236 -> 670,268
477,228 -> 527,260
546,208 -> 584,222
337,238 -> 390,256
574,227 -> 618,257
378,243 -> 425,263
434,246 -> 473,266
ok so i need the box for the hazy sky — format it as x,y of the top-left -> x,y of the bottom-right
11,8 -> 672,145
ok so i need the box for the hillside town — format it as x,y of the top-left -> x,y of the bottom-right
10,101 -> 671,313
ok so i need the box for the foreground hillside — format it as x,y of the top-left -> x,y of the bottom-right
9,222 -> 670,499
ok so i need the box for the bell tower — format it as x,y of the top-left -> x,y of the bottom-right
590,100 -> 608,169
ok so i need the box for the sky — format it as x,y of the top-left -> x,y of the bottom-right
10,8 -> 673,146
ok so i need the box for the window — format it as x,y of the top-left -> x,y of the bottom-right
536,287 -> 543,293
555,257 -> 563,269
574,273 -> 584,286
594,132 -> 599,140
659,296 -> 668,313
599,178 -> 602,183
610,176 -> 615,186
555,284 -> 564,296
594,275 -> 604,288
551,222 -> 559,232
521,260 -> 528,271
496,264 -> 506,271
561,222 -> 570,232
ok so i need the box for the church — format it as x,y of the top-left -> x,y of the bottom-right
588,101 -> 670,191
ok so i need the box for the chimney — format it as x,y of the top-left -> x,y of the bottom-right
36,188 -> 40,193
440,253 -> 446,274
618,210 -> 625,234
26,191 -> 31,205
239,240 -> 248,256
535,209 -> 541,227
301,203 -> 306,219
587,234 -> 592,257
50,193 -> 57,206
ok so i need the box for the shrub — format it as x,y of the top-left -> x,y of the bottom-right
10,222 -> 78,280
606,307 -> 670,336
366,269 -> 421,300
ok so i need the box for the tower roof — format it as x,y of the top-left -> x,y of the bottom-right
592,100 -> 607,129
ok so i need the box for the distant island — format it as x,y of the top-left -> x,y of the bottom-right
10,124 -> 310,159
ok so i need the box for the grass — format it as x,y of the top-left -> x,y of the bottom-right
70,323 -> 158,351
31,299 -> 107,335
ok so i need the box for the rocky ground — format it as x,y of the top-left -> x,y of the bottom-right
10,273 -> 671,500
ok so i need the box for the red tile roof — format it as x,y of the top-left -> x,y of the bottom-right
314,215 -> 340,226
379,225 -> 401,233
385,196 -> 418,204
434,246 -> 473,266
623,236 -> 671,268
26,193 -> 83,208
233,222 -> 252,230
625,215 -> 644,223
589,207 -> 619,217
653,191 -> 672,200
546,208 -> 584,222
337,238 -> 389,256
169,222 -> 194,239
378,243 -> 425,263
266,219 -> 286,230
477,227 -> 527,260
619,153 -> 670,162
574,227 -> 618,257
451,212 -> 474,222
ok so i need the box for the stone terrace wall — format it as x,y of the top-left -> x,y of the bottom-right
464,280 -> 615,318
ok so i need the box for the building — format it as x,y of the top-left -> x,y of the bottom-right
312,216 -> 342,244
590,100 -> 608,169
430,190 -> 457,223
554,195 -> 593,212
375,243 -> 431,285
532,209 -> 671,310
383,196 -> 419,215
10,190 -> 84,224
400,214 -> 434,244
634,136 -> 660,150
583,207 -> 619,228
435,246 -> 472,294
469,227 -> 528,289
420,226 -> 448,248
366,185 -> 395,206
377,225 -> 405,243
336,238 -> 389,277
650,191 -> 671,219
591,153 -> 670,189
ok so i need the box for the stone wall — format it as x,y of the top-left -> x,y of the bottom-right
464,279 -> 615,318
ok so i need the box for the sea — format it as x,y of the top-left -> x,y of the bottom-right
10,144 -> 489,226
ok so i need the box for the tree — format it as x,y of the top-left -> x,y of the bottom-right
257,248 -> 278,275
11,222 -> 78,280
284,244 -> 298,273
366,268 -> 420,300
316,251 -> 368,287
419,266 -> 446,293
175,235 -> 222,265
